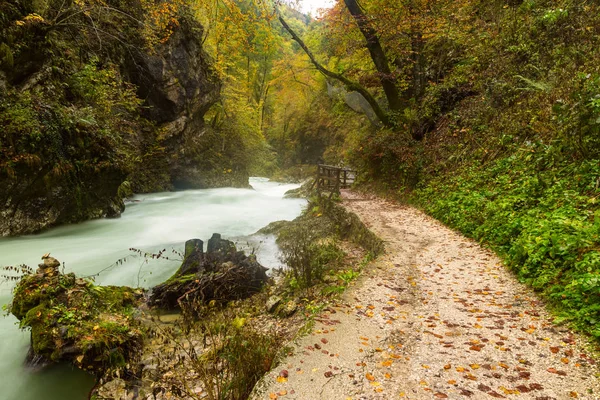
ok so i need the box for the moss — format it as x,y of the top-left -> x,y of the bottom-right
9,266 -> 145,375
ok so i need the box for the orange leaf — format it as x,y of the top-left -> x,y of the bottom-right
366,373 -> 375,381
269,393 -> 277,399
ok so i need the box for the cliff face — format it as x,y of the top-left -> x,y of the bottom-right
0,0 -> 246,237
128,18 -> 248,190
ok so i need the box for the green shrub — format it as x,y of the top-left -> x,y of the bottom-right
414,147 -> 600,338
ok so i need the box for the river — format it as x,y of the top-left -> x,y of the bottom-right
0,177 -> 306,400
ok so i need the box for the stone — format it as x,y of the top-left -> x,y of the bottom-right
266,295 -> 283,313
277,300 -> 298,317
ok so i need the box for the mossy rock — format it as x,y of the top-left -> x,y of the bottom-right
9,257 -> 145,375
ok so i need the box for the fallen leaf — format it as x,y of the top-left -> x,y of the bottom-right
434,393 -> 448,398
444,364 -> 451,370
366,373 -> 375,381
276,376 -> 287,383
269,393 -> 277,399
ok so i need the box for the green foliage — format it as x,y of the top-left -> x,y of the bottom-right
277,197 -> 382,291
183,309 -> 283,400
277,214 -> 342,289
415,145 -> 600,337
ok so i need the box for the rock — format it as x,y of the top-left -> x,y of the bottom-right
266,295 -> 283,313
10,256 -> 145,376
36,256 -> 60,276
255,220 -> 292,235
277,300 -> 298,317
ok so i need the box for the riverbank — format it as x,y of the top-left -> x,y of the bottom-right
0,178 -> 305,400
89,193 -> 381,398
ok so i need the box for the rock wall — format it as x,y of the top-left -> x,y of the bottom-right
0,1 -> 247,236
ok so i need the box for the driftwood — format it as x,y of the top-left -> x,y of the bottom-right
149,234 -> 268,309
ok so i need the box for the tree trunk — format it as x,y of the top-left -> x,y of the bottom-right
343,0 -> 401,111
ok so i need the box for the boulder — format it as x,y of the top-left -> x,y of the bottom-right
266,295 -> 282,313
9,256 -> 145,375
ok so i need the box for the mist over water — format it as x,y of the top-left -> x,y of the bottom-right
0,177 -> 305,400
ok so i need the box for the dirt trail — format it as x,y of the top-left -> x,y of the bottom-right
252,191 -> 599,400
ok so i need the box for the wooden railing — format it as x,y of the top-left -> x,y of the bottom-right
311,164 -> 357,197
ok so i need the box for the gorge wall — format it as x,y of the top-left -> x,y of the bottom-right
0,0 -> 248,236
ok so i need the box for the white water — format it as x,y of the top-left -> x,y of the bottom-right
0,177 -> 305,400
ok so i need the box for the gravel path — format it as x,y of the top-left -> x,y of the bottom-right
252,191 -> 599,400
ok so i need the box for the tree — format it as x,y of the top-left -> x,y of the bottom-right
278,15 -> 392,126
342,0 -> 401,111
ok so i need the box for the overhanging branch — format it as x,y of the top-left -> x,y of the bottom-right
278,15 -> 390,126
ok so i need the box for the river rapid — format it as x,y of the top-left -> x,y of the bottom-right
0,177 -> 306,400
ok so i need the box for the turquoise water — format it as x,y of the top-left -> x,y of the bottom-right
0,178 -> 305,400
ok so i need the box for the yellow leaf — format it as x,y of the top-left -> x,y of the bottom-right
276,376 -> 287,383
